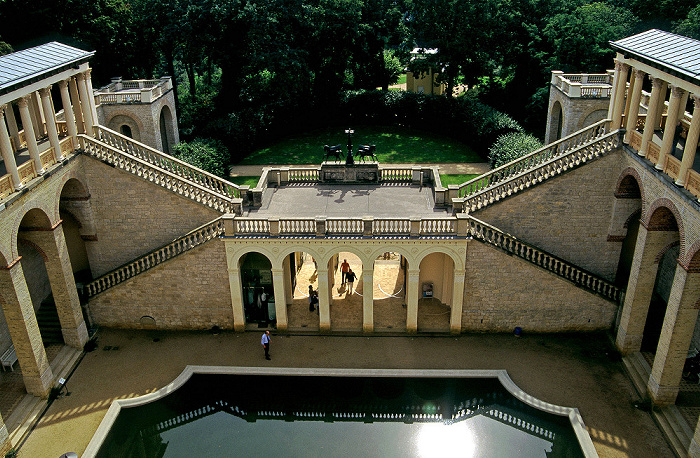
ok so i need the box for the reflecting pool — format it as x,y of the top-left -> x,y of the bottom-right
93,371 -> 588,457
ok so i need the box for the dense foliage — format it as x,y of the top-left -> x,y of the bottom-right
172,138 -> 229,178
488,132 -> 544,168
1,0 -> 696,162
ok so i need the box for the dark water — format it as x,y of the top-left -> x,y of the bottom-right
96,374 -> 584,457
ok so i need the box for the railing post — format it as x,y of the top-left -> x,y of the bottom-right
238,185 -> 250,206
456,213 -> 470,237
410,217 -> 421,237
412,166 -> 422,185
363,216 -> 373,237
315,216 -> 326,237
448,185 -> 460,204
280,167 -> 290,185
269,218 -> 280,237
223,214 -> 236,236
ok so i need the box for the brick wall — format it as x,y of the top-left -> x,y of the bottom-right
79,156 -> 220,276
473,150 -> 625,281
88,238 -> 233,329
463,241 -> 618,332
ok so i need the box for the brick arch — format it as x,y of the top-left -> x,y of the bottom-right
654,240 -> 680,264
578,107 -> 609,131
105,109 -> 145,140
547,98 -> 564,144
682,241 -> 700,272
643,198 -> 686,259
232,248 -> 274,269
11,206 -> 56,261
367,246 -> 414,270
17,237 -> 49,262
322,246 -> 372,269
56,172 -> 91,220
415,246 -> 464,271
624,209 -> 642,229
614,167 -> 644,200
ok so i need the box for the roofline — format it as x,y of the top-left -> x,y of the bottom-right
0,47 -> 95,97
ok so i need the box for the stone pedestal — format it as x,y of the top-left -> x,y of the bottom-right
320,162 -> 379,183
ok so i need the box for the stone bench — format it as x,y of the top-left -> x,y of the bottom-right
1,345 -> 17,371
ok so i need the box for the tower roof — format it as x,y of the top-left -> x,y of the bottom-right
0,42 -> 94,96
610,29 -> 700,86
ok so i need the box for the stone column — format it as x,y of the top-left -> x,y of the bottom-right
5,103 -> 19,152
657,85 -> 686,170
17,96 -> 43,174
39,87 -> 61,162
406,268 -> 419,333
607,65 -> 621,120
228,267 -> 245,331
0,105 -> 21,188
271,268 -> 287,332
317,267 -> 331,332
639,77 -> 665,157
0,258 -> 54,398
76,73 -> 94,136
85,68 -> 99,124
647,265 -> 700,405
450,269 -> 466,334
0,412 -> 11,456
68,77 -> 85,134
611,62 -> 630,130
58,79 -> 78,144
677,95 -> 700,187
20,223 -> 88,349
362,268 -> 373,333
29,92 -> 44,138
624,69 -> 646,144
689,417 -> 700,457
616,225 -> 679,354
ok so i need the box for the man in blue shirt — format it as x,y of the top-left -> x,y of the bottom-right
261,330 -> 271,360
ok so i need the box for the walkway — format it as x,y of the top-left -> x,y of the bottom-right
229,162 -> 491,177
16,330 -> 672,457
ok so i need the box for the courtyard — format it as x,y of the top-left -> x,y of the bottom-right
6,328 -> 675,457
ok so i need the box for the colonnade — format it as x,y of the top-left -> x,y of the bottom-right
609,58 -> 700,191
226,247 -> 466,335
0,68 -> 96,192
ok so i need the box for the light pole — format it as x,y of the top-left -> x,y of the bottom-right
345,128 -> 354,165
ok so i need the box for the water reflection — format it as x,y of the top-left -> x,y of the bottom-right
96,374 -> 583,457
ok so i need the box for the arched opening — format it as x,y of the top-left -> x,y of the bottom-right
120,124 -> 132,138
330,252 -> 363,331
17,209 -> 63,346
613,174 -> 643,289
640,207 -> 680,356
372,251 -> 408,332
548,101 -> 563,144
284,251 -> 320,331
418,252 -> 453,332
59,179 -> 94,304
239,252 -> 275,328
159,105 -> 175,154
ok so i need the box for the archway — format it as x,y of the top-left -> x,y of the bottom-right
417,252 -> 453,332
159,105 -> 175,154
120,124 -> 132,138
548,101 -> 563,144
613,174 -> 643,289
239,252 -> 275,328
372,251 -> 408,332
284,251 -> 320,331
330,252 -> 363,331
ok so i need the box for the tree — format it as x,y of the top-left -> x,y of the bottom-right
172,138 -> 229,178
380,50 -> 403,90
675,6 -> 700,40
488,132 -> 543,168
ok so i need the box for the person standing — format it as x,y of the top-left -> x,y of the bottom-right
341,259 -> 350,284
261,330 -> 271,360
346,269 -> 357,295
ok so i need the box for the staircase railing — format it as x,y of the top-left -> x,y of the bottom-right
453,120 -> 620,213
79,134 -> 241,214
85,217 -> 225,297
93,126 -> 240,199
466,215 -> 623,302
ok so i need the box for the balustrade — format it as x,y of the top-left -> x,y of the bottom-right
326,218 -> 362,234
39,147 -> 56,170
94,78 -> 171,105
380,168 -> 412,181
664,155 -> 681,180
373,218 -> 410,234
17,160 -> 36,185
455,121 -> 618,213
0,175 -> 13,199
288,168 -> 319,182
79,134 -> 240,213
86,218 -> 225,297
279,218 -> 315,234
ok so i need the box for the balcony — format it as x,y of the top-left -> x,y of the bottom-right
551,71 -> 614,98
93,77 -> 173,105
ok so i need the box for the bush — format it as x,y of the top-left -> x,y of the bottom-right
172,138 -> 230,178
488,132 -> 543,168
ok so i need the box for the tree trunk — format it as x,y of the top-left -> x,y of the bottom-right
186,63 -> 196,97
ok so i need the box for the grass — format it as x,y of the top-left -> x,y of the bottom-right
397,73 -> 407,85
242,125 -> 482,165
228,176 -> 260,187
439,174 -> 480,186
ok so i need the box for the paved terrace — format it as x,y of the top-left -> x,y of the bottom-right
14,330 -> 673,457
247,183 -> 449,218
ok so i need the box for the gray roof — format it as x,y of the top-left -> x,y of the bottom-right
611,29 -> 700,85
0,42 -> 94,95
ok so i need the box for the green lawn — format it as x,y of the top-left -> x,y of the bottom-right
242,125 -> 482,165
228,176 -> 260,187
439,174 -> 480,186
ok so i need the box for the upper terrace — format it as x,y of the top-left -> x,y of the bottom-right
93,76 -> 173,105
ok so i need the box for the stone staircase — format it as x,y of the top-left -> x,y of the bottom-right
452,120 -> 622,213
78,126 -> 243,214
36,298 -> 63,345
86,217 -> 225,298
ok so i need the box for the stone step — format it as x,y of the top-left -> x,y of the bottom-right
653,405 -> 692,457
623,352 -> 651,397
